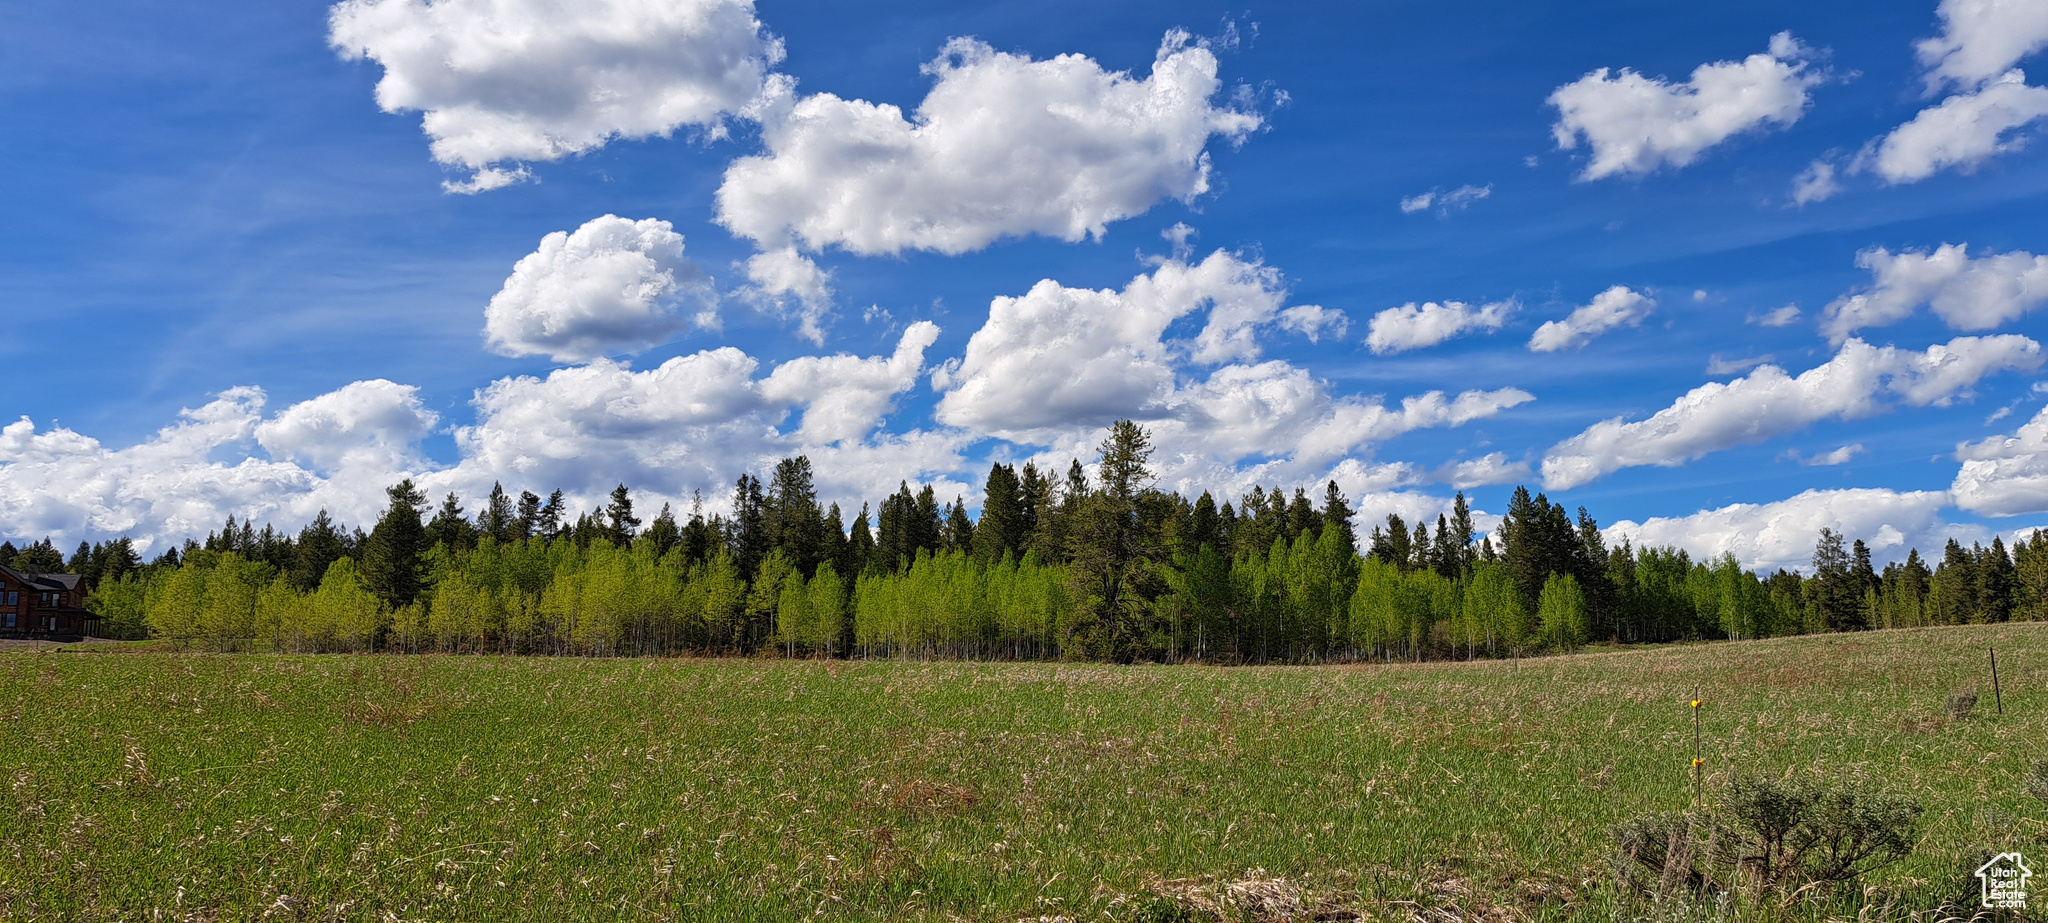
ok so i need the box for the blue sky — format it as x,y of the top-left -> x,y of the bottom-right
3,0 -> 2047,571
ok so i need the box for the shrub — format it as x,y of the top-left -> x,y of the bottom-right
1614,776 -> 1922,899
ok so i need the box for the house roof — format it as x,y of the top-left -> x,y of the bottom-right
0,564 -> 83,593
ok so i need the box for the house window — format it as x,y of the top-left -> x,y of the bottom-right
4,591 -> 14,606
3,613 -> 13,628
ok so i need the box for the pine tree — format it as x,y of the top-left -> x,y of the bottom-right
514,490 -> 542,541
765,457 -> 826,575
974,463 -> 1025,563
360,479 -> 429,610
605,484 -> 641,548
537,490 -> 566,540
1978,537 -> 2018,622
428,492 -> 476,551
643,503 -> 680,557
290,510 -> 346,591
943,498 -> 975,553
1321,481 -> 1355,553
1809,527 -> 1861,630
475,483 -> 511,543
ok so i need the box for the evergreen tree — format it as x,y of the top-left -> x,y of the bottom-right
1065,421 -> 1160,659
729,475 -> 766,577
1286,488 -> 1318,542
478,483 -> 516,543
1321,481 -> 1355,553
943,498 -> 975,553
846,503 -> 876,577
291,510 -> 347,591
1932,539 -> 1976,624
514,490 -> 543,541
427,492 -> 476,551
643,503 -> 680,557
1369,514 -> 1412,570
605,484 -> 642,548
1807,527 -> 1863,630
2015,530 -> 2048,621
765,457 -> 826,575
360,479 -> 429,610
974,463 -> 1026,563
1449,492 -> 1478,575
1978,537 -> 2018,622
537,489 -> 567,540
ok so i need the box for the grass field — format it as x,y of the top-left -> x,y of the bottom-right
2,625 -> 2043,922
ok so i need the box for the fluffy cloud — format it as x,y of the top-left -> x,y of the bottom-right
737,247 -> 834,345
1953,404 -> 2048,515
759,323 -> 939,444
1542,335 -> 2043,489
1366,299 -> 1514,354
1398,183 -> 1491,215
0,324 -> 960,550
255,380 -> 438,474
1822,242 -> 2048,341
1605,488 -> 1952,573
451,324 -> 948,506
0,385 -> 439,552
715,31 -> 1261,257
329,0 -> 780,192
1916,0 -> 2048,91
933,254 -> 1532,493
1548,33 -> 1824,180
930,251 -> 1295,439
1440,452 -> 1532,489
1527,286 -> 1654,352
483,216 -> 712,363
1276,305 -> 1349,343
1860,70 -> 2048,184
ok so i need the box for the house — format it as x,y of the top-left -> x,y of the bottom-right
1978,852 -> 2033,911
0,564 -> 97,639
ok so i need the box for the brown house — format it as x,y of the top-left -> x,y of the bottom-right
0,564 -> 96,638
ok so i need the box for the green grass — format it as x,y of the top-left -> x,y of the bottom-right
2,625 -> 2043,921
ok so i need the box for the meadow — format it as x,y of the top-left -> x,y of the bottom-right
1,624 -> 2041,922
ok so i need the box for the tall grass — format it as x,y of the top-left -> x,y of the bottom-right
2,623 -> 2041,921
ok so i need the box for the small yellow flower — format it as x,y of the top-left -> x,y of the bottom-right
1692,758 -> 1704,767
1690,700 -> 1701,708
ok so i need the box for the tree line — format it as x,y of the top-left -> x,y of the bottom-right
9,420 -> 2046,661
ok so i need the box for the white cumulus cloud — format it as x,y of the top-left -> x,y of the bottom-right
715,31 -> 1261,257
0,384 -> 441,552
1366,299 -> 1514,355
932,255 -> 1532,492
1542,335 -> 2043,489
1916,0 -> 2048,92
1604,488 -> 1953,573
737,247 -> 835,345
483,215 -> 712,363
1527,286 -> 1654,352
1549,32 -> 1825,180
1440,452 -> 1531,489
1822,242 -> 2048,341
1953,403 -> 2048,515
1860,70 -> 2048,184
329,0 -> 780,192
